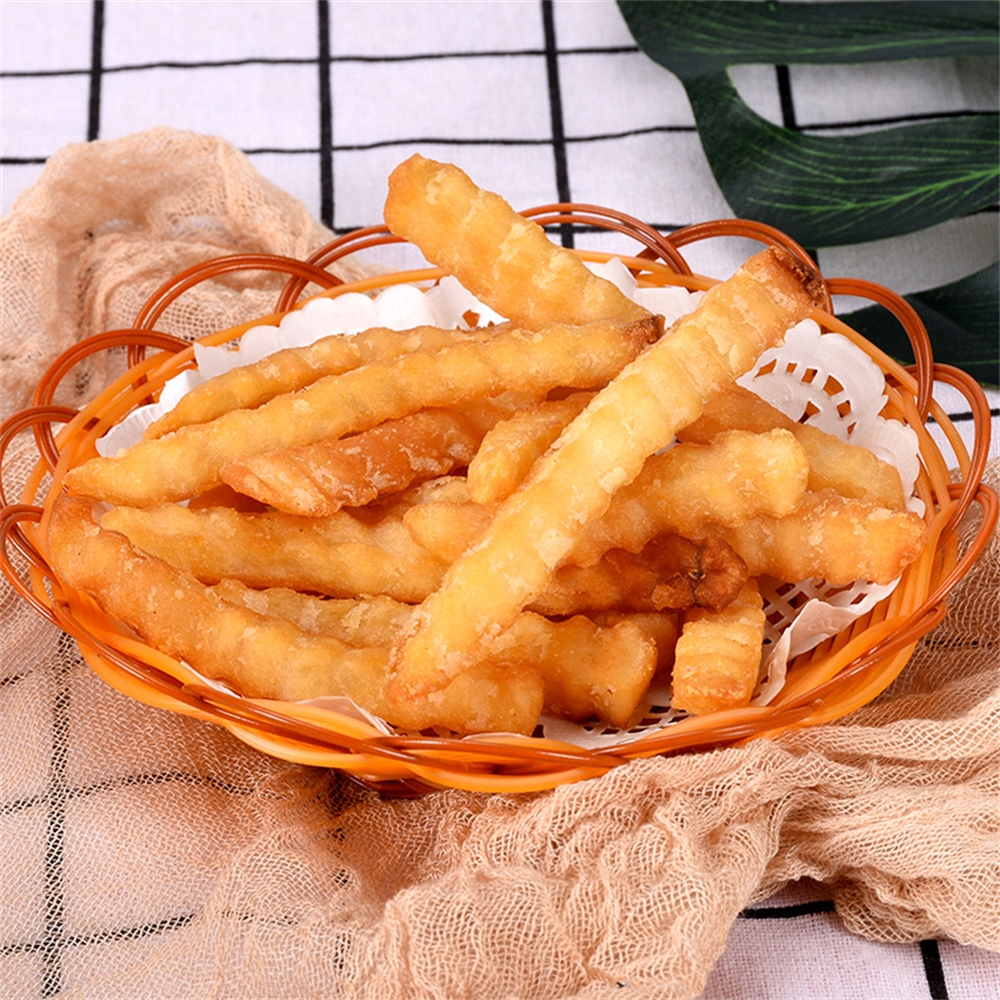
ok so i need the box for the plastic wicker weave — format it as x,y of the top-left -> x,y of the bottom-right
1,210 -> 995,796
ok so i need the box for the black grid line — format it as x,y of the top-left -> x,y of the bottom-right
739,899 -> 956,1000
86,1 -> 104,141
1,769 -> 257,820
3,38 -> 994,193
775,64 -> 797,130
317,0 -> 333,230
921,940 -> 950,1000
39,632 -> 74,997
739,899 -> 836,920
541,0 -> 573,248
2,913 -> 197,959
0,44 -> 640,79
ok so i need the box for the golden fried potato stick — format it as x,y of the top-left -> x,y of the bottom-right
384,661 -> 543,736
466,392 -> 593,503
700,490 -> 928,586
47,496 -> 544,734
571,428 -> 808,566
403,500 -> 748,614
670,580 -> 766,716
65,316 -> 661,507
101,503 -> 448,603
404,429 -> 809,567
529,534 -> 747,616
384,154 -> 651,330
211,579 -> 657,727
211,578 -> 411,646
146,324 -> 482,438
677,384 -> 906,510
389,246 -> 826,700
221,397 -> 520,516
594,611 -> 681,680
500,614 -> 656,727
401,497 -> 487,562
390,474 -> 473,511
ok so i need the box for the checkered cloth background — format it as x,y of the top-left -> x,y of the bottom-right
2,2 -> 997,998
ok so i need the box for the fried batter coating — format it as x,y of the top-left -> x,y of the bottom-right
100,503 -> 448,603
389,247 -> 825,700
403,499 -> 749,614
221,397 -> 518,516
408,497 -> 750,616
211,579 -> 408,646
700,489 -> 928,586
530,534 -> 748,616
592,610 -> 681,680
384,154 -> 650,330
570,428 -> 810,566
66,316 -> 660,507
671,580 -> 766,716
467,391 -> 594,503
403,429 -> 808,572
678,384 -> 906,510
401,497 -> 487,562
508,614 -> 656,727
47,496 -> 547,735
211,580 -> 656,728
146,324 -> 484,439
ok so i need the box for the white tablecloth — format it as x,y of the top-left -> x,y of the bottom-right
2,2 -> 997,998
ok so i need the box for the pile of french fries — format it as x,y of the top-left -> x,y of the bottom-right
48,155 -> 928,737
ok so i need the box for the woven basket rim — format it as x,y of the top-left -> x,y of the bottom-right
1,210 -> 996,796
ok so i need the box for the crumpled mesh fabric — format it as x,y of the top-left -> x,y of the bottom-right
1,128 -> 996,999
0,126 -> 366,424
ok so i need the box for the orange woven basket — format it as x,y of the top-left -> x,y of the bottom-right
1,208 -> 995,796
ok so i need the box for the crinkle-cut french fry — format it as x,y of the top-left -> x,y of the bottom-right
351,474 -> 471,532
497,614 -> 657,728
48,496 -> 544,736
146,324 -> 484,439
211,578 -> 411,646
211,579 -> 656,727
677,383 -> 906,510
467,391 -> 593,503
570,428 -> 810,566
338,473 -> 477,528
186,482 -> 269,513
671,580 -> 766,716
65,316 -> 661,507
401,498 -> 487,562
388,246 -> 826,700
100,503 -> 448,603
384,154 -> 651,330
403,429 -> 809,567
385,662 -> 544,736
402,499 -> 747,614
529,534 -> 747,616
701,489 -> 928,586
48,496 -> 385,705
221,396 -> 520,516
391,474 -> 473,511
790,422 -> 905,509
593,611 -> 681,680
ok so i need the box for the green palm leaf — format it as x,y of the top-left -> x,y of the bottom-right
683,70 -> 996,247
619,1 -> 998,77
618,0 -> 998,246
617,0 -> 999,379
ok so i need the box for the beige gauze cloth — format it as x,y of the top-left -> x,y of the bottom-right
1,129 -> 997,999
